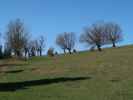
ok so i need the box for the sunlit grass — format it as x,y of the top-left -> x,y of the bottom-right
0,45 -> 133,100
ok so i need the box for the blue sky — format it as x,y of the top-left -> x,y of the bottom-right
0,0 -> 133,53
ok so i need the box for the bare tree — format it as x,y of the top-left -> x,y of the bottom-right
105,22 -> 123,47
4,41 -> 12,58
56,33 -> 67,54
80,23 -> 106,51
66,32 -> 76,54
26,41 -> 32,57
37,35 -> 45,56
28,40 -> 38,57
23,35 -> 30,57
5,19 -> 29,57
56,32 -> 76,54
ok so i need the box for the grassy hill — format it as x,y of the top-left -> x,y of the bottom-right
0,45 -> 133,100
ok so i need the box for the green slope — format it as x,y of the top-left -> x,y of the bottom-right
0,45 -> 133,100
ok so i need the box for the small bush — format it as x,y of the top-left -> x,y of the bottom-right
55,51 -> 58,55
73,49 -> 77,53
47,47 -> 54,57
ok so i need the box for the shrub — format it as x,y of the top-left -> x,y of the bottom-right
73,49 -> 77,53
55,51 -> 58,55
47,47 -> 54,57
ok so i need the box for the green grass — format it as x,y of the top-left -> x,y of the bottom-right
0,45 -> 133,100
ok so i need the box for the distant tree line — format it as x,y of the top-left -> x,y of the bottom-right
0,19 -> 123,59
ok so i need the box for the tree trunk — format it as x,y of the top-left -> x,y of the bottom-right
68,49 -> 72,54
28,51 -> 31,57
24,51 -> 26,57
40,50 -> 42,56
112,42 -> 116,47
24,49 -> 27,57
31,50 -> 35,56
97,44 -> 102,51
15,50 -> 21,57
64,49 -> 66,54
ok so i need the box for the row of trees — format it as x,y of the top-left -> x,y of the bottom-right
0,19 -> 123,59
4,19 -> 45,58
56,22 -> 122,52
80,22 -> 122,51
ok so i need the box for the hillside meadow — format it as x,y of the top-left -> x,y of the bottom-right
0,45 -> 133,100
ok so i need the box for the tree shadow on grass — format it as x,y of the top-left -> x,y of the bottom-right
0,76 -> 91,92
4,69 -> 24,74
0,63 -> 28,68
